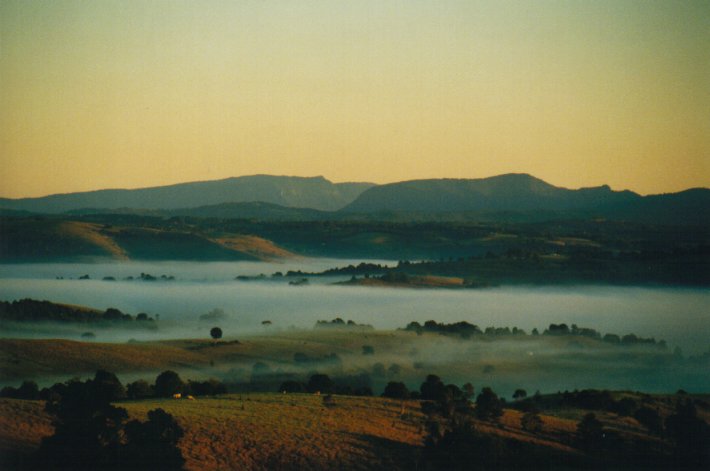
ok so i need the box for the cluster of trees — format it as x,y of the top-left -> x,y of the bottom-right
573,401 -> 710,468
0,299 -> 156,324
102,273 -> 175,282
1,380 -> 40,400
314,318 -> 374,330
1,371 -> 227,402
545,323 -> 666,348
402,319 -> 669,349
284,262 -> 389,277
36,370 -> 185,470
132,371 -> 227,398
404,321 -> 483,338
279,373 -> 373,396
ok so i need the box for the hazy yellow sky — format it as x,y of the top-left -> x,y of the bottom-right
1,0 -> 709,198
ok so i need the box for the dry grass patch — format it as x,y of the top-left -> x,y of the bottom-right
59,221 -> 128,260
216,236 -> 295,260
123,393 -> 424,471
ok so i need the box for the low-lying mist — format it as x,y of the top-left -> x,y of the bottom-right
2,259 -> 708,395
1,260 -> 707,355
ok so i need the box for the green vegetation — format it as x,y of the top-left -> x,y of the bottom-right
0,299 -> 156,325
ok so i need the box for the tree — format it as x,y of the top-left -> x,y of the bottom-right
38,371 -> 185,470
92,369 -> 126,402
513,389 -> 527,400
307,374 -> 334,394
665,399 -> 710,468
210,326 -> 223,340
123,408 -> 185,470
17,380 -> 40,400
577,413 -> 604,450
474,387 -> 503,420
38,378 -> 128,469
420,375 -> 446,401
383,382 -> 410,399
154,370 -> 184,397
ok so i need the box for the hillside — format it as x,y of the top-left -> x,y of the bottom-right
0,218 -> 293,262
2,390 -> 708,470
0,175 -> 374,214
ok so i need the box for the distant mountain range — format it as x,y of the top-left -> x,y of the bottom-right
1,173 -> 708,224
0,175 -> 374,213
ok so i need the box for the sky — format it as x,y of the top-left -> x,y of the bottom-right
1,0 -> 709,198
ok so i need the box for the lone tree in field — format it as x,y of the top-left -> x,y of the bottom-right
210,326 -> 223,340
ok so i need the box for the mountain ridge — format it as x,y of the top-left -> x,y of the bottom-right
0,175 -> 375,213
1,173 -> 707,225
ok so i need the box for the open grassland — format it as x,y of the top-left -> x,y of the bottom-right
2,391 -> 707,470
0,394 -> 426,471
0,339 -> 210,380
125,394 -> 424,470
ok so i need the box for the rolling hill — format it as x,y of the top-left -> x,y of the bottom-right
0,219 -> 292,262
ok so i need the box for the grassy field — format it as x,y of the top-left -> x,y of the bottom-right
0,394 -> 425,471
2,328 -> 706,396
2,390 -> 707,470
